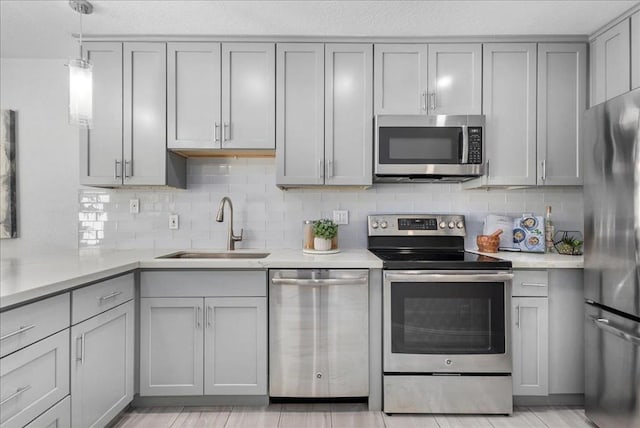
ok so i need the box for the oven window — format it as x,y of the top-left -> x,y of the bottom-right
378,127 -> 462,164
391,282 -> 505,354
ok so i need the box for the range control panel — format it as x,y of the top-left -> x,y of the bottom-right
368,214 -> 466,237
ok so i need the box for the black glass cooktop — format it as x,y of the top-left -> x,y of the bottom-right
369,249 -> 512,270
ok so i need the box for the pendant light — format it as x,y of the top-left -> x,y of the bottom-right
68,0 -> 93,128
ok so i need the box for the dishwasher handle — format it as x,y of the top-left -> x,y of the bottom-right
271,276 -> 368,286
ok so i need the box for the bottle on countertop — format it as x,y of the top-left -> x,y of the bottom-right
545,206 -> 554,253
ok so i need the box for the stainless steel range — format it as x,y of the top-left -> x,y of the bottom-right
367,214 -> 514,414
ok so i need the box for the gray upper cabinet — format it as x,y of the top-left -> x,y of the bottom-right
590,19 -> 631,106
276,43 -> 373,187
81,42 -> 186,188
167,42 -> 275,151
474,43 -> 537,187
80,42 -> 123,187
276,43 -> 325,186
537,43 -> 587,186
168,43 -> 221,150
373,43 -> 481,115
632,12 -> 640,89
428,43 -> 482,115
374,44 -> 428,114
222,43 -> 276,150
325,43 -> 373,186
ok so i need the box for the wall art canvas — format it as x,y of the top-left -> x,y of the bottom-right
0,110 -> 17,239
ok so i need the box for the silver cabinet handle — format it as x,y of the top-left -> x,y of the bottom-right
207,306 -> 212,327
214,122 -> 221,143
541,160 -> 547,182
327,160 -> 334,178
114,160 -> 121,179
195,306 -> 201,328
0,324 -> 35,341
98,291 -> 122,302
429,92 -> 436,111
76,333 -> 85,364
421,90 -> 427,111
223,122 -> 230,142
319,159 -> 324,179
521,282 -> 547,288
124,160 -> 132,178
516,305 -> 521,328
0,385 -> 32,406
590,316 -> 640,346
272,277 -> 369,286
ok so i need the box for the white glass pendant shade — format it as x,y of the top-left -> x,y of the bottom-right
68,58 -> 93,128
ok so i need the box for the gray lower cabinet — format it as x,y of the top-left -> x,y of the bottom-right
24,396 -> 70,428
512,297 -> 549,396
139,270 -> 268,397
80,41 -> 185,188
71,300 -> 134,428
590,19 -> 631,106
537,43 -> 587,186
276,43 -> 372,187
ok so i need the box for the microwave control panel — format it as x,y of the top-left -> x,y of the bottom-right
468,127 -> 482,164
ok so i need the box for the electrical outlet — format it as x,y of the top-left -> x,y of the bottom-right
129,199 -> 139,214
333,210 -> 349,225
168,214 -> 179,230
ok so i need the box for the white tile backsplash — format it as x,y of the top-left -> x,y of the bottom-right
78,157 -> 584,250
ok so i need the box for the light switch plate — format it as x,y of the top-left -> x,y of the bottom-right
168,214 -> 179,230
333,210 -> 349,225
129,199 -> 139,214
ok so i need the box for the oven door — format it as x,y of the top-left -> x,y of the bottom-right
384,271 -> 512,374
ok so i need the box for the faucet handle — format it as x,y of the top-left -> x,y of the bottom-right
233,228 -> 244,242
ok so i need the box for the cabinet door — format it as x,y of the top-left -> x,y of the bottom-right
325,44 -> 373,186
512,297 -> 549,396
590,19 -> 631,106
428,43 -> 482,114
80,42 -> 123,187
24,396 -> 70,428
71,301 -> 133,428
203,297 -> 267,395
276,43 -> 325,186
632,12 -> 640,89
482,43 -> 537,186
374,44 -> 428,115
537,43 -> 587,186
123,43 -> 167,185
168,43 -> 221,150
139,297 -> 204,396
221,43 -> 275,149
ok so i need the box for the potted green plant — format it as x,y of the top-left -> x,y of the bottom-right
312,219 -> 338,251
553,231 -> 584,255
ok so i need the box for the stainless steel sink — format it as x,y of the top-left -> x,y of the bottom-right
157,251 -> 270,259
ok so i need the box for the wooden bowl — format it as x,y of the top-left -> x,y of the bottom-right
477,235 -> 500,253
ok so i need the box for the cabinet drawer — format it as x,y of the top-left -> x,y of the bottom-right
0,293 -> 70,358
0,330 -> 70,428
24,396 -> 70,428
141,270 -> 267,297
512,270 -> 549,297
72,273 -> 134,324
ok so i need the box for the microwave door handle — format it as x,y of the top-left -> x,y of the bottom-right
461,125 -> 469,163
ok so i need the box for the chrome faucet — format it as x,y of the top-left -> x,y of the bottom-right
216,196 -> 243,250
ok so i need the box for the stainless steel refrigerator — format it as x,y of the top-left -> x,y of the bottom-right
584,88 -> 640,428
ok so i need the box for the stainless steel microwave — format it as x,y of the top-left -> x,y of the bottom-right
374,114 -> 485,182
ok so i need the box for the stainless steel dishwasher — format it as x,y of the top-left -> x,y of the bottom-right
269,269 -> 369,398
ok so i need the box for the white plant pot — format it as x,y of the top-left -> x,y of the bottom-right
314,237 -> 332,251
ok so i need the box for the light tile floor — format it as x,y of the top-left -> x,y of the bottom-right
111,404 -> 598,428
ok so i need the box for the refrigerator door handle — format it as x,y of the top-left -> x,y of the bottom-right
588,315 -> 640,346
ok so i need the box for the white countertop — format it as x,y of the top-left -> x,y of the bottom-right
469,250 -> 584,269
0,247 -> 382,309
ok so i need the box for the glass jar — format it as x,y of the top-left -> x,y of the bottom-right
303,220 -> 315,250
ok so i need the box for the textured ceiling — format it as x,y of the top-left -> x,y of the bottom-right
1,0 -> 638,58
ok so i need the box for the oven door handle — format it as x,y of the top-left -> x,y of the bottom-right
384,272 -> 514,283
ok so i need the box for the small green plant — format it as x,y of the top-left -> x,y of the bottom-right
555,234 -> 583,255
312,219 -> 338,240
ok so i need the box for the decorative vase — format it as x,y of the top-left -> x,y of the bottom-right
314,237 -> 332,251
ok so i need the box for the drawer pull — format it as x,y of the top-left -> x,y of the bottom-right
76,334 -> 86,364
521,282 -> 547,287
0,324 -> 35,341
98,291 -> 122,302
0,385 -> 31,405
